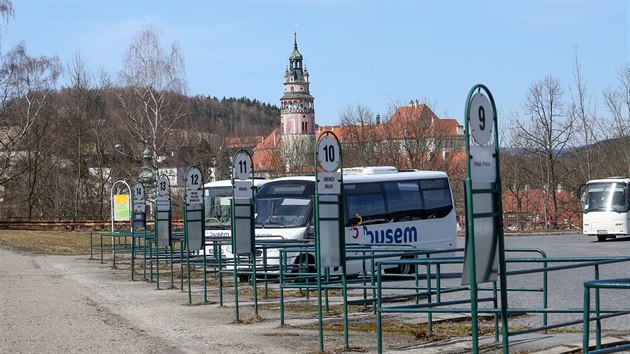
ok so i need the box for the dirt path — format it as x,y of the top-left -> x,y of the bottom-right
0,247 -> 347,353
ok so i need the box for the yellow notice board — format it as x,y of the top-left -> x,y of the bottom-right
114,194 -> 130,221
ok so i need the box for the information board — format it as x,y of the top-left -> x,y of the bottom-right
232,150 -> 254,254
315,132 -> 344,268
185,167 -> 204,250
113,194 -> 130,221
155,175 -> 171,248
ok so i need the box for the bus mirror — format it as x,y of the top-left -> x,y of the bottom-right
576,184 -> 585,203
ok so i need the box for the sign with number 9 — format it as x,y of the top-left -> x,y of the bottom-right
468,92 -> 493,146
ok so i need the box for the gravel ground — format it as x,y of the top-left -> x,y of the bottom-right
4,234 -> 629,354
0,247 -> 358,354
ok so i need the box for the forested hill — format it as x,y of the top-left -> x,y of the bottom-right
48,88 -> 281,138
189,95 -> 280,136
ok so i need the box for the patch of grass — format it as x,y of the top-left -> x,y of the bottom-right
232,315 -> 265,324
0,230 -> 91,255
307,317 -> 499,342
261,301 -> 372,315
239,287 -> 307,299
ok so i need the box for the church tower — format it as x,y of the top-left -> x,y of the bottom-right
280,33 -> 315,172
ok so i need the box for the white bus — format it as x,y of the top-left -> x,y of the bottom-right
252,166 -> 458,274
203,178 -> 268,237
579,177 -> 630,241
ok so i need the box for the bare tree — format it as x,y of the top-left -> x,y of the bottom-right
566,51 -> 603,183
380,100 -> 456,172
0,43 -> 61,186
0,0 -> 13,53
501,116 -> 541,230
515,75 -> 573,228
60,52 -> 115,219
281,134 -> 313,175
603,64 -> 630,176
117,25 -> 187,183
22,96 -> 58,219
338,103 -> 381,167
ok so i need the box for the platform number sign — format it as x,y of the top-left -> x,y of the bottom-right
187,169 -> 201,189
185,167 -> 203,205
157,175 -> 169,197
134,183 -> 144,201
233,152 -> 252,180
317,135 -> 340,172
132,182 -> 145,213
468,92 -> 493,146
156,175 -> 171,212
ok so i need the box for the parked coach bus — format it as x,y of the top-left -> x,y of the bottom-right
579,177 -> 630,241
203,178 -> 268,237
247,166 -> 458,274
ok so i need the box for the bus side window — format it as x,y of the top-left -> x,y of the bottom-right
344,183 -> 386,226
383,181 -> 423,220
612,191 -> 626,210
346,194 -> 385,223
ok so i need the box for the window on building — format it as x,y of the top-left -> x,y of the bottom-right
302,121 -> 308,133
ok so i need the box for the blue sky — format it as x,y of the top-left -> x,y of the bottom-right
4,0 -> 629,127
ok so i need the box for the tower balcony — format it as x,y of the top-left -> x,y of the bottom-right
281,107 -> 315,114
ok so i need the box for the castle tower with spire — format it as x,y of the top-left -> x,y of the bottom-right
280,32 -> 315,172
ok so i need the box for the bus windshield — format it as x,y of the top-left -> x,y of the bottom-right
254,181 -> 314,228
584,182 -> 628,213
204,186 -> 232,228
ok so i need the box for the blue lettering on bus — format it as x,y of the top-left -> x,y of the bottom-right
363,226 -> 418,244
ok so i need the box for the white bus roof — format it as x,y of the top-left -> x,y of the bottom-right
587,177 -> 630,184
344,169 -> 447,183
265,168 -> 448,184
343,166 -> 399,175
203,178 -> 268,188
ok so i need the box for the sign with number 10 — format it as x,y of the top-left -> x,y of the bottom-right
317,135 -> 340,172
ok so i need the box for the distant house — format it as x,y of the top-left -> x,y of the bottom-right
157,146 -> 196,187
251,103 -> 467,177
